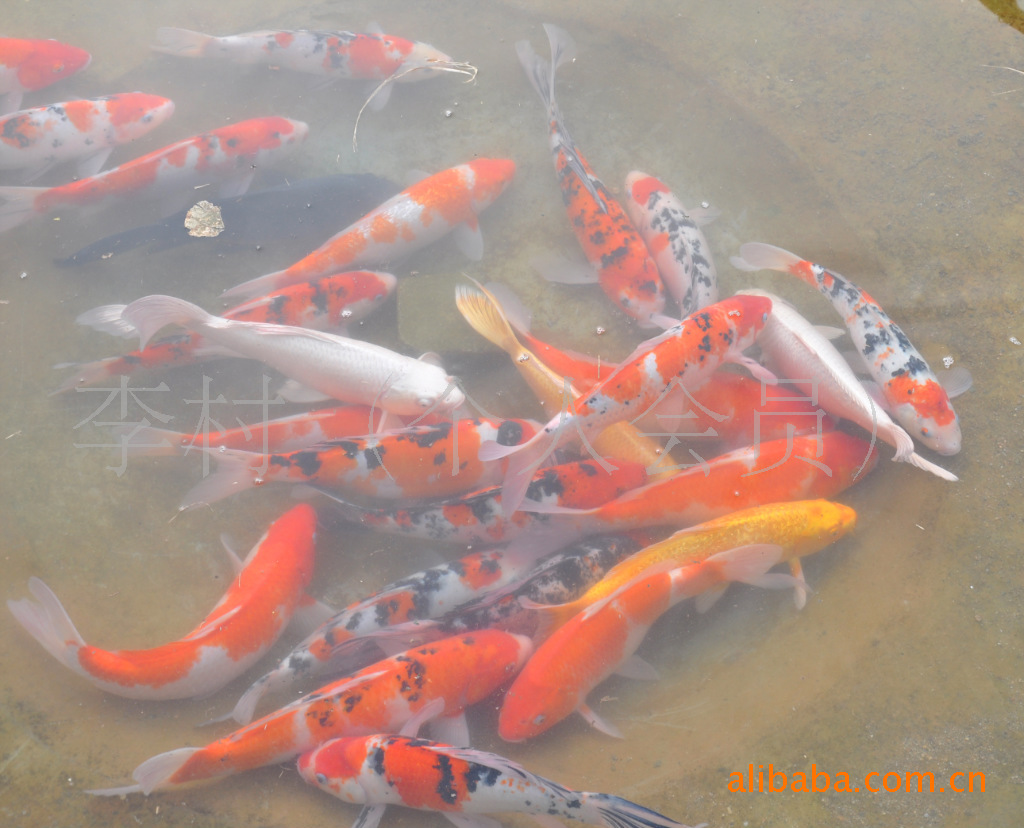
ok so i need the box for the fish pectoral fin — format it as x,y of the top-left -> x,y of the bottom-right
351,805 -> 388,828
218,171 -> 255,199
788,559 -> 808,610
428,711 -> 470,747
218,533 -> 246,573
288,596 -> 337,638
399,697 -> 446,737
453,218 -> 484,261
940,365 -> 973,398
578,702 -> 623,738
531,251 -> 598,285
732,354 -> 778,385
615,655 -> 660,682
75,147 -> 113,180
814,324 -> 846,341
276,379 -> 332,404
694,585 -> 727,614
443,812 -> 504,828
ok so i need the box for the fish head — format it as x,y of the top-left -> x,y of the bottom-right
296,737 -> 366,797
721,293 -> 773,349
382,366 -> 465,417
17,40 -> 91,91
789,499 -> 858,559
399,41 -> 460,80
889,379 -> 962,456
468,158 -> 517,210
624,170 -> 669,210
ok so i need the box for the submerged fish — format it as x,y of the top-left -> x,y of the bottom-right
7,504 -> 319,701
0,37 -> 91,115
0,93 -> 175,181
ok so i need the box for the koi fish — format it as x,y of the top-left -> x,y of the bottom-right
232,542 -> 565,724
222,158 -> 516,299
176,417 -> 538,510
0,116 -> 309,232
481,294 -> 772,513
735,289 -> 956,480
56,271 -> 398,393
0,37 -> 91,115
499,543 -> 798,741
321,458 -> 649,550
0,93 -> 174,181
624,171 -> 719,316
117,294 -> 465,417
88,630 -> 532,795
6,504 -> 319,701
298,717 -> 695,828
516,25 -> 667,326
732,242 -> 971,455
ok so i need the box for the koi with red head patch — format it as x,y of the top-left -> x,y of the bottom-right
7,504 -> 319,701
481,294 -> 772,513
0,93 -> 174,181
0,116 -> 308,232
624,170 -> 719,316
297,726 -> 695,828
516,25 -> 666,327
87,630 -> 533,795
0,38 -> 91,114
733,242 -> 970,455
223,159 -> 516,299
175,417 -> 538,510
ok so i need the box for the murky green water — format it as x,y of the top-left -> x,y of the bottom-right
2,1 -> 1021,826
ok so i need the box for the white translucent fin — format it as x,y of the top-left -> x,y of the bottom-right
453,220 -> 484,261
7,577 -> 86,664
578,702 -> 623,738
75,304 -> 135,338
152,28 -> 214,57
940,365 -> 973,398
730,242 -> 803,273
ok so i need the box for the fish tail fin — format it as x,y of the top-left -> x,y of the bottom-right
121,295 -> 214,348
220,269 -> 288,299
731,242 -> 809,279
8,577 -> 86,665
107,423 -> 192,458
75,304 -> 135,338
0,185 -> 45,233
177,447 -> 263,510
586,791 -> 695,828
454,281 -> 523,355
479,427 -> 561,515
153,27 -> 215,57
50,357 -> 122,395
87,747 -> 202,796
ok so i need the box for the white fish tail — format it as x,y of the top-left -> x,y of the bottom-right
178,447 -> 263,510
51,356 -> 122,395
479,427 -> 561,515
121,295 -> 216,348
76,304 -> 136,338
730,242 -> 803,274
8,577 -> 86,666
585,792 -> 693,828
0,185 -> 45,233
153,27 -> 215,57
87,747 -> 201,796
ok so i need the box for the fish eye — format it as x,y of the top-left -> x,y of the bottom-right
532,713 -> 546,725
418,397 -> 433,409
316,772 -> 328,785
762,311 -> 770,322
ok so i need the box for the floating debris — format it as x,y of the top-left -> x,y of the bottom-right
183,200 -> 224,238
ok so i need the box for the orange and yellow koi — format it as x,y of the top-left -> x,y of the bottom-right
516,24 -> 666,326
88,630 -> 532,795
0,116 -> 308,232
7,504 -> 319,701
223,158 -> 516,299
0,37 -> 91,115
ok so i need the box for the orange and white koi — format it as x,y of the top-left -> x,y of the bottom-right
735,288 -> 956,480
516,25 -> 666,326
55,270 -> 397,393
499,544 -> 798,741
176,417 -> 538,510
222,158 -> 516,299
481,294 -> 772,512
0,116 -> 309,232
117,294 -> 465,417
7,504 -> 319,701
0,37 -> 91,115
88,630 -> 532,795
732,242 -> 971,455
298,717 -> 696,828
0,93 -> 174,181
624,171 -> 719,316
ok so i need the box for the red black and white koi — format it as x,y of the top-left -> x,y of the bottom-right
0,116 -> 308,232
624,171 -> 719,317
223,159 -> 516,299
7,504 -> 320,701
88,630 -> 533,795
732,242 -> 971,455
0,37 -> 91,115
0,93 -> 175,181
516,25 -> 667,327
117,294 -> 465,417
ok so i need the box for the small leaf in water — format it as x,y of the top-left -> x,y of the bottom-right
184,200 -> 225,238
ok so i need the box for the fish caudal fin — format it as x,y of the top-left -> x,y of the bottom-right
454,282 -> 522,355
87,747 -> 201,796
0,186 -> 45,233
76,304 -> 135,338
478,428 -> 561,515
8,577 -> 86,666
730,242 -> 805,276
152,27 -> 215,57
177,447 -> 263,510
588,792 -> 695,828
121,295 -> 215,348
50,357 -> 123,395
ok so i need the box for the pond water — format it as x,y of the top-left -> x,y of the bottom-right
1,1 -> 1021,827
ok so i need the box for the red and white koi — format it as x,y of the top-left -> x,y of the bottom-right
481,294 -> 772,512
117,294 -> 465,416
516,25 -> 667,326
0,37 -> 91,115
298,719 -> 695,828
732,242 -> 971,455
0,116 -> 309,232
735,288 -> 956,480
0,93 -> 175,181
624,171 -> 719,316
55,270 -> 397,393
222,158 -> 516,299
176,417 -> 538,510
88,630 -> 532,795
7,504 -> 319,701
